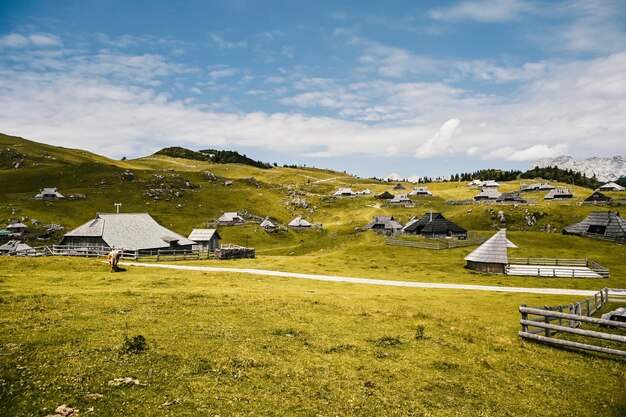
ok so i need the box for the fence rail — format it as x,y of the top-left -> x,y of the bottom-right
519,288 -> 626,357
6,245 -> 205,262
507,258 -> 610,278
386,234 -> 485,250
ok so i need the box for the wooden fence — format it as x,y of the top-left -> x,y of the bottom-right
508,258 -> 610,278
519,288 -> 626,357
7,245 -> 203,262
386,234 -> 485,250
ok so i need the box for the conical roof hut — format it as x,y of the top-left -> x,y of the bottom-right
464,229 -> 517,274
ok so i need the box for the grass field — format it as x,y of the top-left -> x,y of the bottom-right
1,133 -> 625,416
1,257 -> 625,416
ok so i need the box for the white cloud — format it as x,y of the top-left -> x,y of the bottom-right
415,119 -> 461,158
210,34 -> 247,49
209,68 -> 237,80
543,0 -> 626,54
0,33 -> 625,166
429,0 -> 534,23
0,33 -> 62,48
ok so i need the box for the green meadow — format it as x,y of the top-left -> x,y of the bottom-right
1,257 -> 625,416
1,132 -> 625,415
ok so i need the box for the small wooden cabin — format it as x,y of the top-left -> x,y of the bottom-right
464,229 -> 517,274
188,229 -> 221,252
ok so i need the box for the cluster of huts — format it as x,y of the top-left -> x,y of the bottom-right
372,186 -> 434,206
358,212 -> 467,239
471,180 -> 575,202
4,179 -> 624,261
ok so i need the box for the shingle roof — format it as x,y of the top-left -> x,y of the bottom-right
598,182 -> 625,191
260,218 -> 275,228
584,192 -> 611,202
482,180 -> 500,187
393,183 -> 406,190
377,191 -> 394,199
34,188 -> 64,198
403,213 -> 467,235
474,188 -> 501,200
333,187 -> 355,196
288,216 -> 312,227
362,216 -> 403,231
464,229 -> 517,264
563,211 -> 626,239
217,212 -> 244,222
496,192 -> 527,203
188,229 -> 220,241
0,240 -> 33,253
409,187 -> 432,196
544,187 -> 572,199
389,194 -> 411,204
7,222 -> 28,229
62,213 -> 194,250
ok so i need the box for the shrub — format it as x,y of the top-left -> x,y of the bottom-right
414,324 -> 426,340
121,335 -> 148,354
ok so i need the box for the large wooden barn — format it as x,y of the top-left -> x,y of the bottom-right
402,213 -> 467,239
464,229 -> 517,274
60,213 -> 195,252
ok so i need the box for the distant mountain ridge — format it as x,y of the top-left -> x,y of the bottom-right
533,155 -> 626,182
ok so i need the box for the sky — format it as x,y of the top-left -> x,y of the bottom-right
0,0 -> 625,179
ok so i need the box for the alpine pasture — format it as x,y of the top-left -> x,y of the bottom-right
1,133 -> 625,416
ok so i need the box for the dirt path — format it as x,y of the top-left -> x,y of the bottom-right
120,262 -> 601,296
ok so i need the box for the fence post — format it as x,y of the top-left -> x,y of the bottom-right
520,304 -> 528,333
543,306 -> 551,337
586,299 -> 590,317
558,305 -> 563,327
157,250 -> 160,262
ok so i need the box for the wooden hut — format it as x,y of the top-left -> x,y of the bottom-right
388,194 -> 412,205
598,182 -> 625,192
0,240 -> 33,255
464,229 -> 517,274
260,217 -> 276,232
34,187 -> 65,200
544,187 -> 573,200
333,188 -> 356,197
563,211 -> 626,241
584,191 -> 611,204
288,216 -> 312,230
188,229 -> 221,253
217,212 -> 244,225
6,222 -> 28,236
402,213 -> 467,239
393,183 -> 406,190
496,192 -> 527,203
376,191 -> 394,200
409,187 -> 432,197
359,216 -> 402,236
474,188 -> 501,201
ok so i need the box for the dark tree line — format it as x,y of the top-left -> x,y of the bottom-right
520,166 -> 599,189
155,147 -> 272,169
446,166 -> 600,189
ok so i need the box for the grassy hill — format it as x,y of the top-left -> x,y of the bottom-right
1,132 -> 625,283
1,133 -> 625,415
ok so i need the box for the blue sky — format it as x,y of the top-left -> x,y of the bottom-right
1,0 -> 625,179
